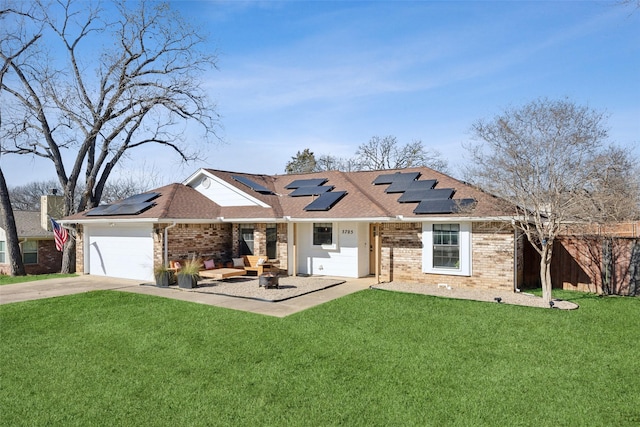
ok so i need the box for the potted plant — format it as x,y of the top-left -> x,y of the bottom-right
154,264 -> 172,287
177,258 -> 200,289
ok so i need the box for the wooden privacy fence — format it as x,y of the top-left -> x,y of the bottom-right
553,221 -> 640,295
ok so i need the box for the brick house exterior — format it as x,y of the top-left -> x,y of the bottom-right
0,211 -> 63,275
65,167 -> 532,290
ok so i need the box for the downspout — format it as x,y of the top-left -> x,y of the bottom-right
163,222 -> 177,267
513,225 -> 520,293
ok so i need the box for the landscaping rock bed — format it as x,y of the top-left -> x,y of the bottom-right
372,282 -> 579,310
182,276 -> 345,302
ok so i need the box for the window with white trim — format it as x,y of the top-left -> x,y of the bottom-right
313,223 -> 333,246
23,240 -> 38,264
422,222 -> 471,276
0,241 -> 6,263
433,224 -> 460,268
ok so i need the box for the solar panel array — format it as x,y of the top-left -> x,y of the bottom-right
304,191 -> 347,211
289,185 -> 335,197
373,173 -> 475,214
285,178 -> 348,211
86,192 -> 160,216
231,175 -> 276,195
285,178 -> 328,189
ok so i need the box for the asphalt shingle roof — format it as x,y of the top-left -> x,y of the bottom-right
0,211 -> 52,238
64,167 -> 513,223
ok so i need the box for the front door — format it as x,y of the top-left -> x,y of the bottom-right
369,224 -> 380,276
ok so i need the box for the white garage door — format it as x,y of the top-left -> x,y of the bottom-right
86,224 -> 154,282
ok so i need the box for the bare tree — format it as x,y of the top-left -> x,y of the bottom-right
8,179 -> 59,211
0,4 -> 42,276
9,166 -> 162,211
465,97 -> 638,303
286,136 -> 448,174
1,1 -> 219,272
316,154 -> 361,172
0,167 -> 25,275
355,136 -> 448,172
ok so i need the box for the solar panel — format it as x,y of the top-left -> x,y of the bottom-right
231,175 -> 275,195
85,204 -> 116,216
413,199 -> 457,214
385,179 -> 437,194
372,172 -> 421,185
304,191 -> 347,211
289,185 -> 334,197
285,178 -> 328,189
413,198 -> 475,214
398,188 -> 453,203
118,192 -> 160,205
85,201 -> 156,216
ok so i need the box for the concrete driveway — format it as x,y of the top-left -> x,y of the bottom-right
0,275 -> 374,317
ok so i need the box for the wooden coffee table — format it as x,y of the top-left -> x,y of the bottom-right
198,268 -> 247,280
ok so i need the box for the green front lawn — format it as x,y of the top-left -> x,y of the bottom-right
0,273 -> 77,285
1,289 -> 638,426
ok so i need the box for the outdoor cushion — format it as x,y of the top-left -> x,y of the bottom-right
232,257 -> 245,267
204,259 -> 215,270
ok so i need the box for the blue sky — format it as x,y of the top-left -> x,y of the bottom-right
3,0 -> 639,187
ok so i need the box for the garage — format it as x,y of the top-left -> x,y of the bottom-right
85,224 -> 154,282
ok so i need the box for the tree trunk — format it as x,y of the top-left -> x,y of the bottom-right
0,168 -> 26,276
60,235 -> 76,274
601,238 -> 613,295
629,240 -> 640,297
539,243 -> 553,304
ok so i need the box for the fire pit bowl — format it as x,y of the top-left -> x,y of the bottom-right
259,272 -> 279,289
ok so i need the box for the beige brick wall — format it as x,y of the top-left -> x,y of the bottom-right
76,226 -> 84,274
379,221 -> 515,290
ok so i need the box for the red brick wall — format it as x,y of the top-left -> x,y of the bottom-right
0,239 -> 62,275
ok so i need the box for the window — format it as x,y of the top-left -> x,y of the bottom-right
0,241 -> 5,263
313,223 -> 333,246
422,222 -> 471,276
266,225 -> 277,259
240,227 -> 254,255
432,224 -> 460,268
23,240 -> 38,264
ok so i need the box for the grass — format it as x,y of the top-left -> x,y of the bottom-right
1,289 -> 638,426
0,273 -> 77,285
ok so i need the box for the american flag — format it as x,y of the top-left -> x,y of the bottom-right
50,218 -> 69,252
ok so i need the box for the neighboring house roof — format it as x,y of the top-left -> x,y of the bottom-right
63,167 -> 514,224
0,211 -> 53,239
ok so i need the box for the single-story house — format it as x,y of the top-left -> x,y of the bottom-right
63,167 -> 537,291
0,210 -> 63,275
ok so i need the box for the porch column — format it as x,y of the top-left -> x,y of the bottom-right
375,223 -> 381,284
292,223 -> 298,277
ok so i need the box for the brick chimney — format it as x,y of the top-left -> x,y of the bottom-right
41,190 -> 64,231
